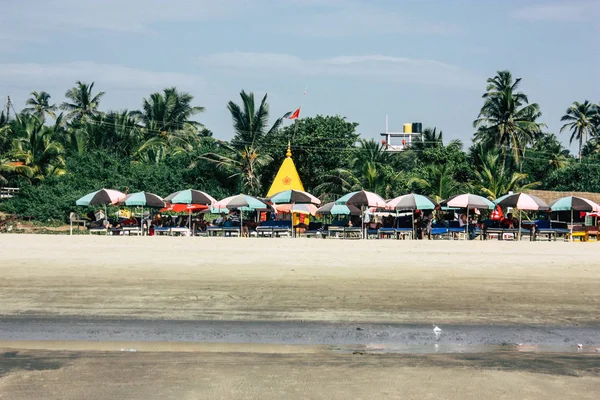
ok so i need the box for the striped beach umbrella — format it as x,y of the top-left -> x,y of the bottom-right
275,203 -> 318,215
124,191 -> 165,208
441,193 -> 495,210
164,189 -> 216,231
336,190 -> 387,208
336,190 -> 386,238
215,194 -> 269,236
267,189 -> 321,205
550,196 -> 600,241
387,193 -> 437,211
164,189 -> 216,205
549,196 -> 600,212
494,193 -> 549,211
316,202 -> 361,216
76,188 -> 126,206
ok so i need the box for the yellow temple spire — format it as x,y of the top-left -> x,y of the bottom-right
266,144 -> 305,197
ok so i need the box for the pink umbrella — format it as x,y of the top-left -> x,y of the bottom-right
336,190 -> 387,238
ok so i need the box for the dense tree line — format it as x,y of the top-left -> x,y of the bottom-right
0,70 -> 599,221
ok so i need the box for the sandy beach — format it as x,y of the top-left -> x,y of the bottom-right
1,235 -> 599,325
1,234 -> 599,399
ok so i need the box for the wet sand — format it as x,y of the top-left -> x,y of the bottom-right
1,350 -> 599,400
1,235 -> 599,399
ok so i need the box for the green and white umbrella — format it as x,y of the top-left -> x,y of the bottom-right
122,192 -> 165,234
214,194 -> 269,235
386,193 -> 437,239
124,192 -> 165,208
267,189 -> 321,205
316,202 -> 361,216
550,196 -> 600,240
164,189 -> 216,205
75,189 -> 127,227
164,189 -> 217,231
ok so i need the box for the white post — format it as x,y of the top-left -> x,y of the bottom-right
466,207 -> 469,241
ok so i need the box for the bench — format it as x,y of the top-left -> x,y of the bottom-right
256,220 -> 292,237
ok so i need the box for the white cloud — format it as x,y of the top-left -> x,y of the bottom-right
0,62 -> 206,112
271,1 -> 463,37
0,0 -> 248,37
512,1 -> 599,21
0,62 -> 203,91
204,52 -> 481,89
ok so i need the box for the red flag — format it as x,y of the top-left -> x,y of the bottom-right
289,107 -> 300,119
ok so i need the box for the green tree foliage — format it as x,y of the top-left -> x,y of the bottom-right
228,90 -> 290,149
560,100 -> 598,160
473,71 -> 544,168
203,90 -> 290,195
22,91 -> 57,121
261,115 -> 360,193
60,81 -> 105,122
472,150 -> 538,200
8,115 -> 66,183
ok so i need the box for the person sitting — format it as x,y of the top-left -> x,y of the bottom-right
229,211 -> 241,224
501,213 -> 517,229
214,213 -> 226,226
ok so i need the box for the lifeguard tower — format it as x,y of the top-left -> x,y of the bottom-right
380,117 -> 423,152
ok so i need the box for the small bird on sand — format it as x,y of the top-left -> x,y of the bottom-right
577,344 -> 583,351
433,325 -> 442,335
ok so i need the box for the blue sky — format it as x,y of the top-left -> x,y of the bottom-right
0,0 -> 598,150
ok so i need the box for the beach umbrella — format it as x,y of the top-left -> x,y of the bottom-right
550,196 -> 600,240
336,190 -> 387,208
164,189 -> 217,205
267,189 -> 321,205
316,202 -> 361,216
124,192 -> 165,208
386,193 -> 437,211
76,189 -> 127,226
76,188 -> 127,206
215,194 -> 269,236
336,190 -> 387,238
441,193 -> 495,210
386,193 -> 437,239
275,203 -> 318,215
123,191 -> 165,235
441,193 -> 494,240
164,189 -> 216,231
495,193 -> 549,239
267,190 -> 321,237
494,193 -> 549,211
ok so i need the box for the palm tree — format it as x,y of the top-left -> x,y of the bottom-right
22,91 -> 57,121
203,90 -> 289,193
411,127 -> 462,152
530,133 -> 570,170
81,111 -> 142,156
134,88 -> 204,161
201,141 -> 272,195
409,164 -> 460,202
313,168 -> 361,200
229,90 -> 290,149
474,71 -> 544,168
135,87 -> 204,132
9,115 -> 65,182
60,81 -> 105,122
473,151 -> 538,200
313,139 -> 403,199
560,100 -> 598,160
